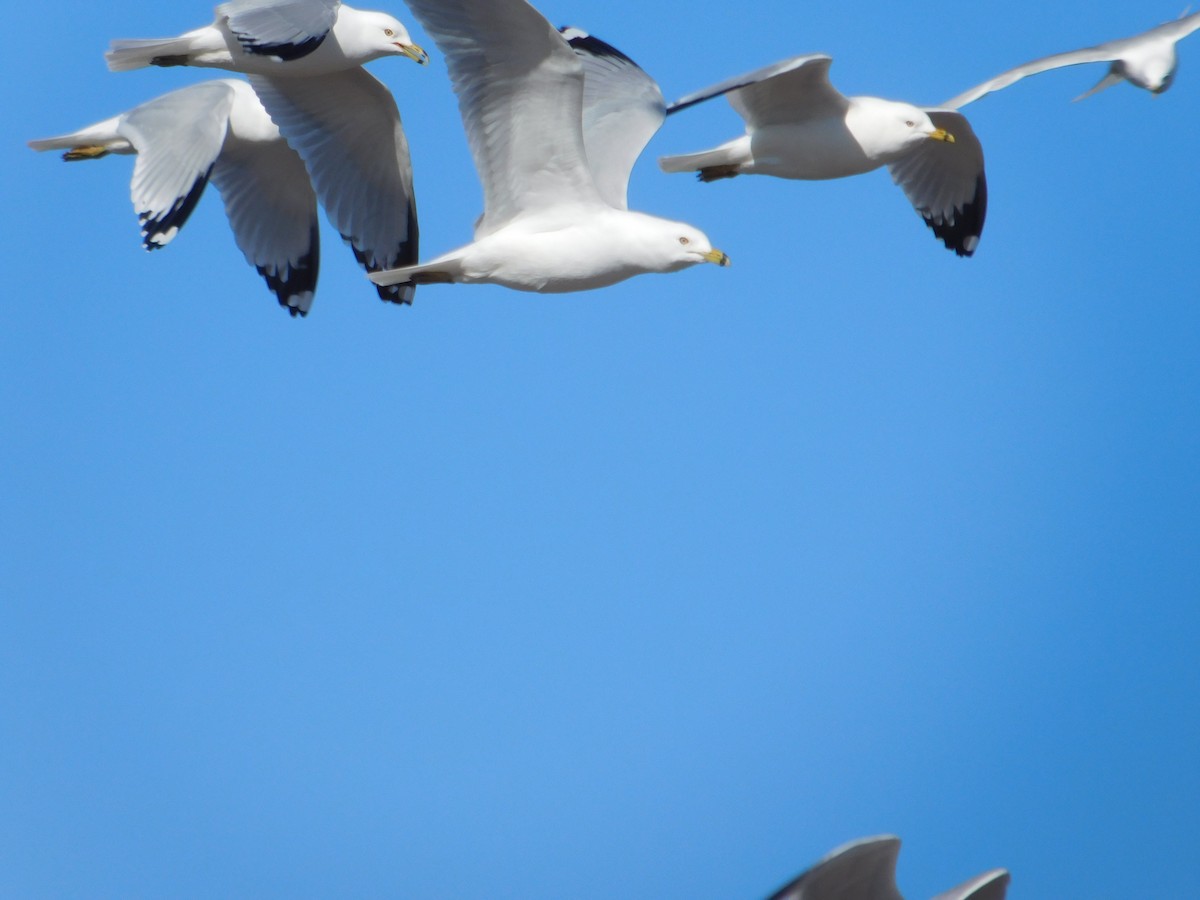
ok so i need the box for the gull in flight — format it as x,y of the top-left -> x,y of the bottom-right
658,55 -> 987,257
766,835 -> 1010,900
944,10 -> 1200,107
369,5 -> 729,294
107,0 -> 428,304
30,80 -> 320,315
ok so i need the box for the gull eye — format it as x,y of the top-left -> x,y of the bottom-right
384,28 -> 395,37
678,236 -> 690,245
905,120 -> 915,127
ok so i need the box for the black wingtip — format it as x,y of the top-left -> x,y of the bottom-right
259,223 -> 320,316
923,172 -> 988,257
233,32 -> 327,62
138,164 -> 214,250
558,26 -> 640,67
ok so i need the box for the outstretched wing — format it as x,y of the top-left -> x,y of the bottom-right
560,27 -> 665,211
209,84 -> 321,315
400,0 -> 604,236
887,109 -> 987,257
249,70 -> 419,304
930,869 -> 1011,900
666,54 -> 841,126
120,81 -> 237,249
217,0 -> 340,61
767,836 -> 905,900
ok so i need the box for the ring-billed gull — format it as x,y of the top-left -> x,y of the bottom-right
107,0 -> 428,304
105,0 -> 428,74
30,79 -> 320,315
766,835 -> 1010,900
368,7 -> 729,294
944,11 -> 1200,107
658,55 -> 987,257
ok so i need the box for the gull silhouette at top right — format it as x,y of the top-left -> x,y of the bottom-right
944,9 -> 1200,107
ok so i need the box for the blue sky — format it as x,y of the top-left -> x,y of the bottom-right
3,1 -> 1198,896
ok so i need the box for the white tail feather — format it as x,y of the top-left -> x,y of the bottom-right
105,37 -> 196,72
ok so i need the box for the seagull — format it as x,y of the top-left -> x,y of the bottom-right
766,835 -> 1010,900
658,55 -> 987,257
107,0 -> 428,304
943,10 -> 1200,107
29,79 -> 320,315
368,8 -> 729,294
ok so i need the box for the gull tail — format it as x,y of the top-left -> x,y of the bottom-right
658,138 -> 749,182
106,36 -> 199,72
368,256 -> 465,289
1074,67 -> 1125,101
28,117 -> 128,159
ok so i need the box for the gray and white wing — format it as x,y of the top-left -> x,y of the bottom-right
767,835 -> 905,900
666,54 -> 841,126
217,0 -> 340,61
943,43 -> 1125,109
208,96 -> 320,316
887,109 -> 987,257
1155,9 -> 1200,42
931,869 -> 1011,900
249,70 -> 418,305
119,81 -> 236,249
559,27 -> 664,211
400,0 -> 604,235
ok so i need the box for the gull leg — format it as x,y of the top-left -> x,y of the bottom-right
698,165 -> 741,183
63,145 -> 111,162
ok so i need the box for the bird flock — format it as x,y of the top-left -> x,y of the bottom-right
30,0 -> 1198,318
26,2 -> 1198,893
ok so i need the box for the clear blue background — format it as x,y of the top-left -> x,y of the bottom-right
4,1 -> 1198,897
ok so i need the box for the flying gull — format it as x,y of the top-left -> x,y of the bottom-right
658,55 -> 987,257
368,8 -> 729,294
107,0 -> 428,304
30,79 -> 320,315
944,10 -> 1200,107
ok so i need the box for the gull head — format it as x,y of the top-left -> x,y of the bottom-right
664,222 -> 731,271
1127,55 -> 1176,94
849,98 -> 954,160
347,10 -> 429,64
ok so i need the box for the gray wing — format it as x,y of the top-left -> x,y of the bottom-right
217,0 -> 340,61
249,70 -> 418,305
209,88 -> 320,316
666,54 -> 840,125
767,836 -> 905,900
560,27 -> 664,210
939,12 -> 1200,109
400,0 -> 604,236
887,109 -> 987,257
1155,9 -> 1200,42
943,45 -> 1120,108
931,869 -> 1011,900
120,81 -> 237,249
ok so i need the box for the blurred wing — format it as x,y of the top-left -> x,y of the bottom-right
943,44 -> 1122,108
400,0 -> 604,235
560,28 -> 664,210
666,54 -> 840,126
767,836 -> 905,900
217,0 -> 339,61
887,109 -> 987,257
120,81 -> 235,249
250,70 -> 419,305
931,869 -> 1011,900
1155,9 -> 1200,41
210,114 -> 320,316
